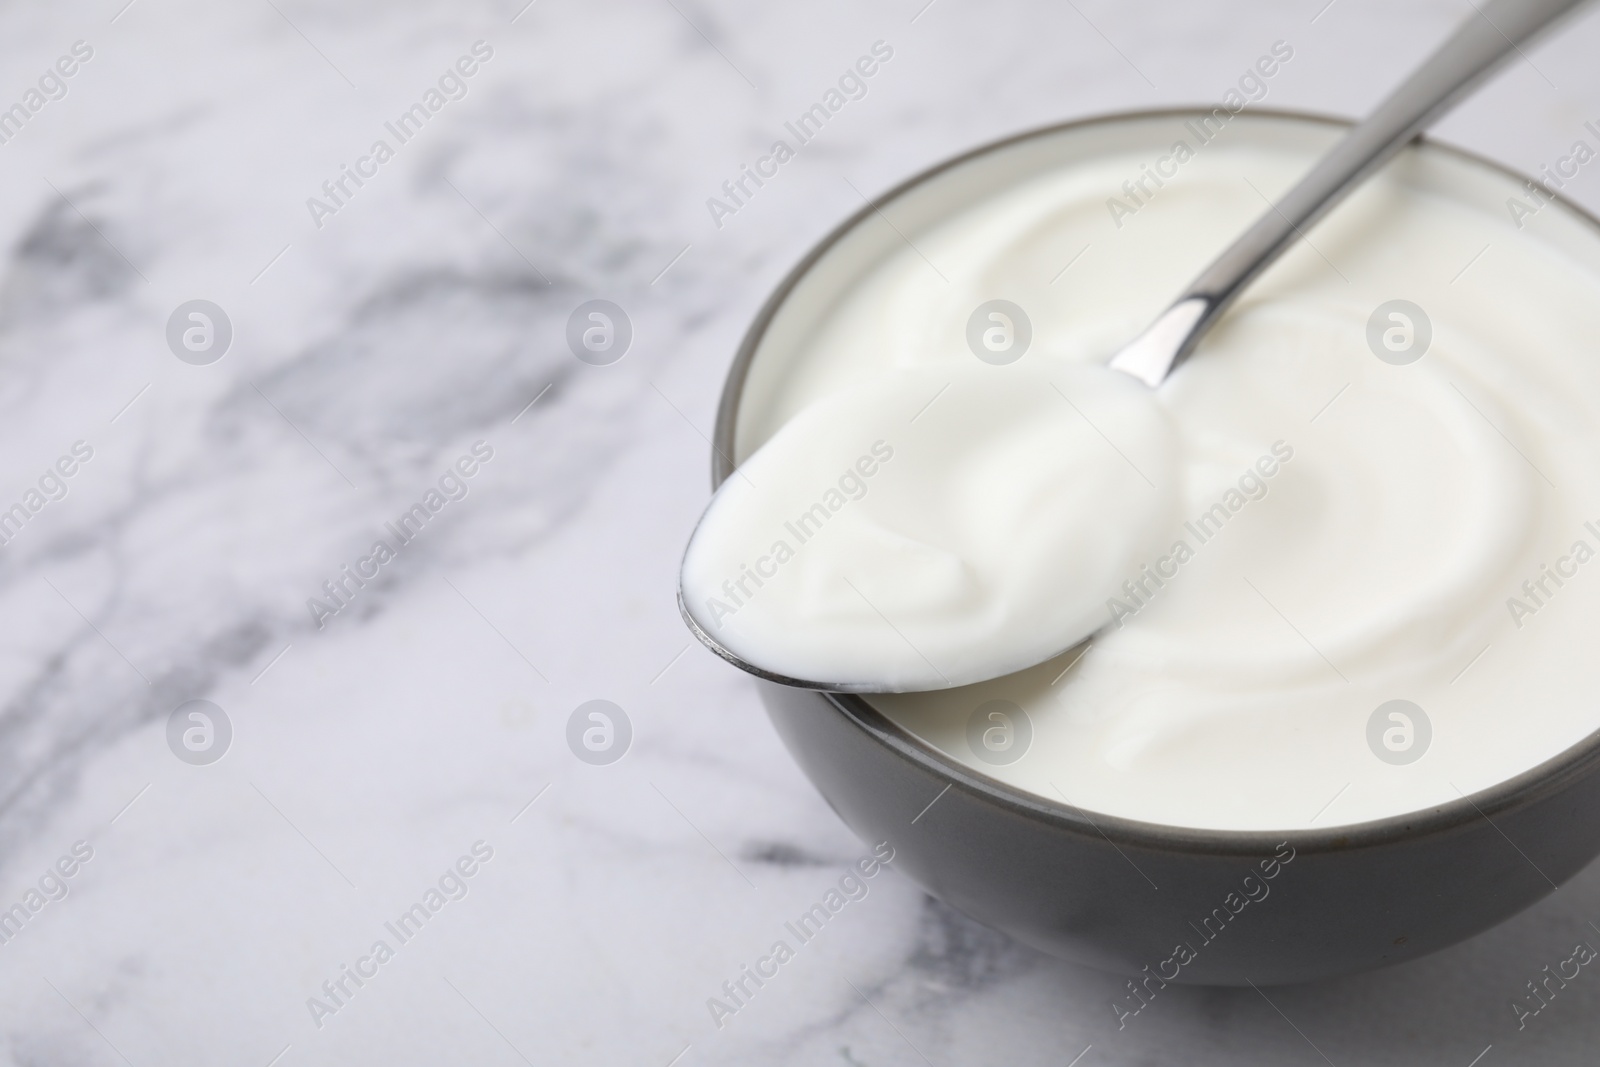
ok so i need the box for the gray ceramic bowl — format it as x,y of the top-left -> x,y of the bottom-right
706,109 -> 1600,986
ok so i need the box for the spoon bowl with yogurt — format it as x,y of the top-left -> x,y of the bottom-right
679,0 -> 1589,693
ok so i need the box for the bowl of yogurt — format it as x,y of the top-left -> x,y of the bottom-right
708,108 -> 1600,985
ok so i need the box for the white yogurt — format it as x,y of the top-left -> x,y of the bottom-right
728,114 -> 1600,831
681,362 -> 1177,689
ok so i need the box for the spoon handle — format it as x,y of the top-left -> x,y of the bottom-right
1110,0 -> 1591,388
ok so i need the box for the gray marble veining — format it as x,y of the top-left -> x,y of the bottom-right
0,0 -> 1598,1064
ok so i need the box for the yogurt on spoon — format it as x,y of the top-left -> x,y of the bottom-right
679,361 -> 1179,691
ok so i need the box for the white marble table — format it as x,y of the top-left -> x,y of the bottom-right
2,0 -> 1600,1063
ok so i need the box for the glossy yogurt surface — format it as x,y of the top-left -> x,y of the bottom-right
732,115 -> 1600,831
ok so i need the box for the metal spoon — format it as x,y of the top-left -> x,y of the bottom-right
1111,0 -> 1589,388
683,0 -> 1590,693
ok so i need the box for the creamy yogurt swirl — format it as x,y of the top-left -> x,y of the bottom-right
729,115 -> 1600,831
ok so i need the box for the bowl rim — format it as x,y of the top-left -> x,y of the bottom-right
710,105 -> 1600,855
